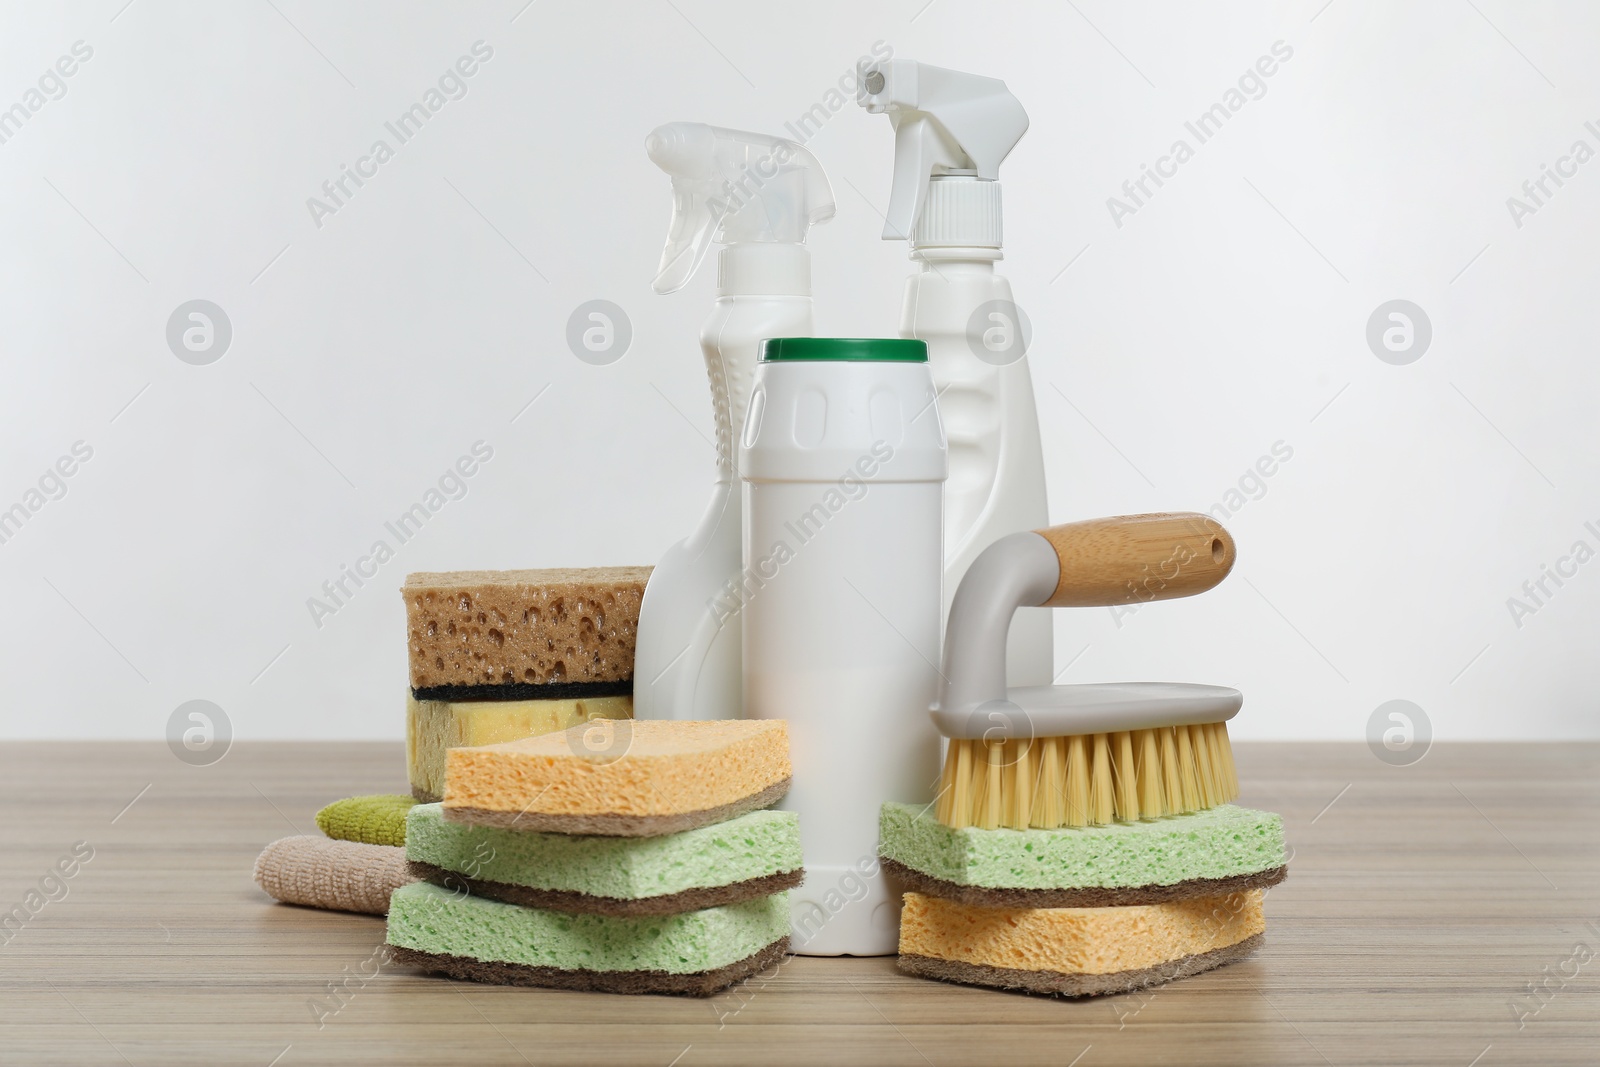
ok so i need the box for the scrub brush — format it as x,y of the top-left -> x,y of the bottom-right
931,513 -> 1240,831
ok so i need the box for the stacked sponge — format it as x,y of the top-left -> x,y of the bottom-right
881,801 -> 1288,996
403,567 -> 648,801
387,718 -> 802,996
252,567 -> 652,918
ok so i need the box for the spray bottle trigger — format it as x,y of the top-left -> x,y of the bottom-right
856,60 -> 1029,244
653,186 -> 720,295
885,119 -> 960,241
648,122 -> 834,295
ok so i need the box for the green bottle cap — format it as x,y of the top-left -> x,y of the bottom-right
759,337 -> 928,363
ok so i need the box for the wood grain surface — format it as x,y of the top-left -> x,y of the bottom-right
1037,513 -> 1234,607
1,741 -> 1596,1066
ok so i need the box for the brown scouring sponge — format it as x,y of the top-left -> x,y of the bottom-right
404,567 -> 650,700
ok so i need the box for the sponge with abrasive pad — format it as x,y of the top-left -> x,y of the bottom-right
879,801 -> 1286,908
405,567 -> 649,702
442,719 -> 791,836
897,890 -> 1265,997
406,802 -> 802,915
406,692 -> 632,802
386,882 -> 790,996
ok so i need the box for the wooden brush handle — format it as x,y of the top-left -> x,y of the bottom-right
1035,512 -> 1235,607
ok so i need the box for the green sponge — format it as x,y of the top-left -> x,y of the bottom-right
385,882 -> 790,996
880,802 -> 1287,908
316,795 -> 417,848
405,803 -> 801,915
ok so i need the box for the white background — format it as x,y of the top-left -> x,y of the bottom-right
1,1 -> 1594,741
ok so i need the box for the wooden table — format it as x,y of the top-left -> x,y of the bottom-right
2,741 -> 1596,1066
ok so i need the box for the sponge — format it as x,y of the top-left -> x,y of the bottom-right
880,802 -> 1287,908
442,719 -> 791,836
897,890 -> 1264,997
406,802 -> 802,915
253,836 -> 416,915
406,692 -> 633,802
386,882 -> 789,996
405,567 -> 649,701
315,795 -> 417,848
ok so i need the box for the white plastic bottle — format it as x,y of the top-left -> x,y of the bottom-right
739,337 -> 947,957
857,61 -> 1054,688
633,124 -> 835,722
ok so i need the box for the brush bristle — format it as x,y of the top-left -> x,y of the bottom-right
934,722 -> 1239,830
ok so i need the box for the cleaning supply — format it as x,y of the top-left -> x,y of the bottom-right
932,513 -> 1240,831
738,336 -> 946,957
896,890 -> 1265,997
387,882 -> 790,997
388,716 -> 800,1004
856,59 -> 1053,688
253,836 -> 416,916
403,566 -> 646,800
404,567 -> 649,702
406,803 -> 802,915
441,719 -> 791,834
406,692 -> 631,802
879,801 -> 1287,908
314,794 -> 417,848
893,512 -> 1281,998
633,123 -> 835,723
396,719 -> 798,997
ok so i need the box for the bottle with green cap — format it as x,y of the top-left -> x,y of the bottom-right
738,337 -> 948,957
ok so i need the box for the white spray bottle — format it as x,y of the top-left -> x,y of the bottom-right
633,123 -> 836,721
856,60 -> 1053,687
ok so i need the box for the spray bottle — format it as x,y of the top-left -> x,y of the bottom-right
633,123 -> 836,721
856,60 -> 1053,687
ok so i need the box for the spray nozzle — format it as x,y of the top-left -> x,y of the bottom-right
856,59 -> 1028,244
647,122 -> 835,295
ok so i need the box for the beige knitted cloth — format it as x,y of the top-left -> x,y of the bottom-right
253,835 -> 416,915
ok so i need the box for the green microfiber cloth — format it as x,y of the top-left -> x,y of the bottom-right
406,803 -> 800,902
880,802 -> 1286,892
386,882 -> 789,975
316,795 -> 418,848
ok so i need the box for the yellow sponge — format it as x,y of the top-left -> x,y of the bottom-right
442,719 -> 791,836
315,795 -> 417,847
897,890 -> 1265,997
406,692 -> 632,802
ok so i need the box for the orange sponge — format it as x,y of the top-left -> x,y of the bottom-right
442,719 -> 791,836
897,890 -> 1265,997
